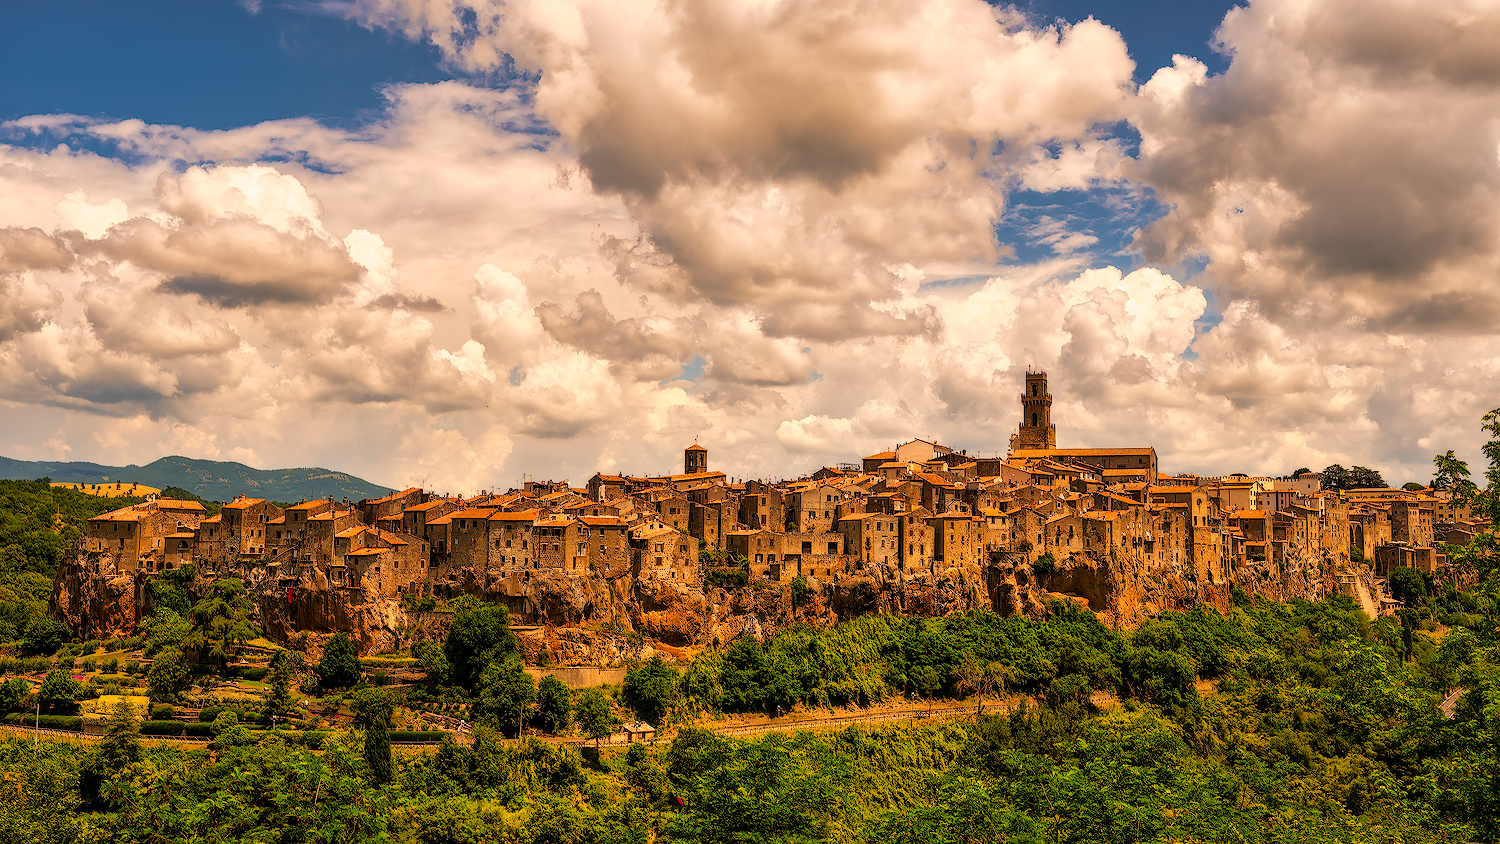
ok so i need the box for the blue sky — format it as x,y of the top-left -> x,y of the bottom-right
2,1 -> 1237,128
0,0 -> 1494,490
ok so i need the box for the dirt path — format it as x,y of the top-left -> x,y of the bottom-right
1353,572 -> 1381,618
3,697 -> 1009,749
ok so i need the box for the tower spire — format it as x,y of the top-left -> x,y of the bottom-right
1015,370 -> 1056,450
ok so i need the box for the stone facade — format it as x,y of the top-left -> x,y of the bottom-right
56,371 -> 1456,654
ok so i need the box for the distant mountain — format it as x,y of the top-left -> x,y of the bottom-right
0,454 -> 394,503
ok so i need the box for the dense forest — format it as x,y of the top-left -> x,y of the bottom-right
5,586 -> 1500,843
0,480 -> 142,646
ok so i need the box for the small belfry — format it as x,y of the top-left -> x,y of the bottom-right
684,442 -> 708,475
1015,369 -> 1057,450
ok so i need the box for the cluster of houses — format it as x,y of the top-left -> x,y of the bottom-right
79,372 -> 1484,619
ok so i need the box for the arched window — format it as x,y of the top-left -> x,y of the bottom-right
1031,384 -> 1038,396
1031,412 -> 1038,426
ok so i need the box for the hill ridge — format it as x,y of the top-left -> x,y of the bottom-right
0,453 -> 394,502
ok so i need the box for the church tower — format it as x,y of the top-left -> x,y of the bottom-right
1015,370 -> 1056,450
684,443 -> 708,475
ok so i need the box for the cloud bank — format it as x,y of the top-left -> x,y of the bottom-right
1,0 -> 1497,492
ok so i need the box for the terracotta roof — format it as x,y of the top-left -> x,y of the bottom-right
1010,447 -> 1155,458
374,528 -> 409,546
364,487 -> 421,504
286,500 -> 332,511
405,500 -> 452,512
335,526 -> 365,539
90,507 -> 144,522
426,515 -> 453,526
164,531 -> 197,539
864,451 -> 897,460
579,516 -> 626,527
156,499 -> 206,511
489,509 -> 540,522
222,498 -> 266,509
448,508 -> 501,520
267,516 -> 286,524
684,444 -> 707,452
201,514 -> 222,524
1230,510 -> 1268,519
346,548 -> 387,557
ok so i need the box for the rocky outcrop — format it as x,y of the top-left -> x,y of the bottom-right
1033,544 -> 1369,628
52,538 -> 1376,662
51,549 -> 139,641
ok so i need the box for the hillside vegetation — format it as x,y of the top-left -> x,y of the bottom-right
4,587 -> 1500,843
0,479 -> 141,646
0,455 -> 393,502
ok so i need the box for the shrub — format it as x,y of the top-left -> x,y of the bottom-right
199,705 -> 225,723
182,722 -> 214,736
1032,553 -> 1056,576
317,633 -> 361,690
239,666 -> 269,681
705,569 -> 748,589
0,713 -> 82,730
140,720 -> 186,736
150,704 -> 176,720
389,730 -> 447,742
102,658 -> 119,673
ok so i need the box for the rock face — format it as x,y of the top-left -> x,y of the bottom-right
52,538 -> 1372,661
51,550 -> 139,641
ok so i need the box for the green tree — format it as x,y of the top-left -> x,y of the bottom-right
352,685 -> 395,784
186,578 -> 259,667
1388,566 -> 1428,606
0,677 -> 31,710
575,687 -> 617,749
145,566 -> 194,618
1432,450 -> 1478,500
317,632 -> 361,689
21,615 -> 70,655
472,654 -> 535,737
415,639 -> 451,688
790,575 -> 809,607
444,603 -> 517,691
622,656 -> 682,725
147,646 -> 191,701
1479,407 -> 1500,525
534,674 -> 573,734
263,649 -> 295,719
209,710 -> 255,749
1321,464 -> 1350,490
99,699 -> 141,768
951,652 -> 1014,714
138,608 -> 191,656
36,669 -> 80,713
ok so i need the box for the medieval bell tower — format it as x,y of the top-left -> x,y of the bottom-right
684,443 -> 708,475
1015,370 -> 1056,450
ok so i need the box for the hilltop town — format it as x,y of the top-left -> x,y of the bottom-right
51,371 -> 1483,660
